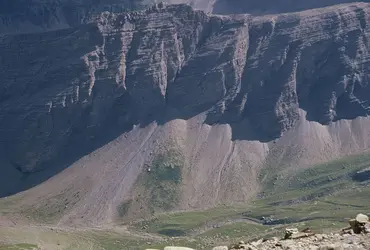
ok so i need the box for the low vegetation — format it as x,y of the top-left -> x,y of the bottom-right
117,148 -> 185,218
3,152 -> 370,249
0,244 -> 39,250
144,149 -> 184,212
133,207 -> 247,236
134,151 -> 370,240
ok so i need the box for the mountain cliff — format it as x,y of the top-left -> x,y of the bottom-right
2,2 -> 370,225
212,0 -> 370,14
0,0 -> 148,34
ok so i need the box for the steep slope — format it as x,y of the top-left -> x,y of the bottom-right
2,3 -> 370,225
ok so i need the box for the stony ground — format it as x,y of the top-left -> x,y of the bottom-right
225,214 -> 370,250
227,233 -> 370,250
151,230 -> 370,250
144,232 -> 370,250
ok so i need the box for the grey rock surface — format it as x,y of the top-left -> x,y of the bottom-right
0,0 -> 148,34
2,0 -> 370,34
211,0 -> 370,15
2,3 -> 370,197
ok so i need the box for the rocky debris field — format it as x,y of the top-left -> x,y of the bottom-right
226,232 -> 370,250
146,214 -> 370,250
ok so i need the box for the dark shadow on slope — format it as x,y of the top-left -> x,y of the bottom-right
352,169 -> 370,182
0,3 -> 217,198
157,228 -> 186,237
227,118 -> 279,142
0,94 -> 246,198
0,158 -> 24,198
0,90 -> 159,198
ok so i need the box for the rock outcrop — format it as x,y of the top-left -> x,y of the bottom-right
214,214 -> 370,250
3,0 -> 369,34
0,0 -> 148,34
226,233 -> 370,250
212,0 -> 370,15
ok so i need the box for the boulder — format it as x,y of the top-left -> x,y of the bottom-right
347,214 -> 370,234
318,244 -> 344,250
250,239 -> 263,247
285,228 -> 300,239
355,214 -> 369,224
229,242 -> 248,250
212,246 -> 228,250
290,232 -> 315,239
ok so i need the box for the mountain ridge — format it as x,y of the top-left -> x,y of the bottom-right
2,0 -> 369,34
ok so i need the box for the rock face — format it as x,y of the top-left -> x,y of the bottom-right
211,0 -> 370,15
3,0 -> 369,34
0,0 -> 148,34
2,3 -> 370,174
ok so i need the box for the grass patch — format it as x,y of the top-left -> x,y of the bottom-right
117,199 -> 132,218
0,244 -> 39,250
133,151 -> 370,241
0,195 -> 24,215
237,152 -> 370,236
260,151 -> 370,205
199,222 -> 267,238
134,206 -> 247,236
141,149 -> 184,213
19,188 -> 82,223
92,231 -> 147,250
116,149 -> 186,218
0,226 -> 158,250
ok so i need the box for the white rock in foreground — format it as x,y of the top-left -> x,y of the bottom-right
212,246 -> 228,250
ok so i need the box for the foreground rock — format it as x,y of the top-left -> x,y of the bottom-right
153,231 -> 370,250
212,214 -> 370,250
145,247 -> 195,250
226,233 -> 370,250
343,213 -> 370,234
212,246 -> 229,250
163,247 -> 196,250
